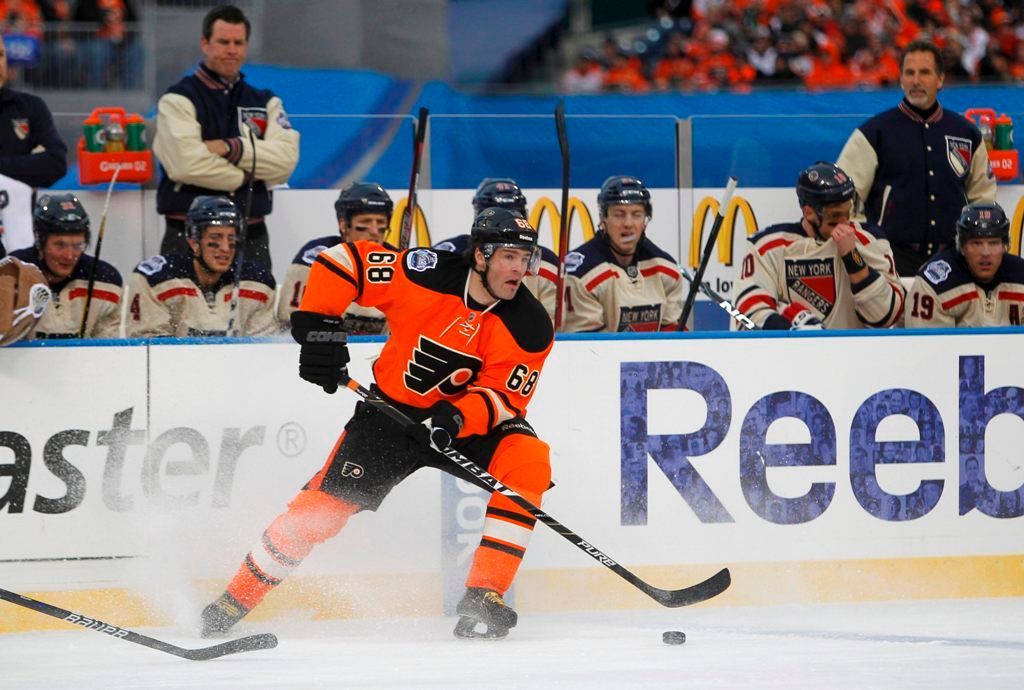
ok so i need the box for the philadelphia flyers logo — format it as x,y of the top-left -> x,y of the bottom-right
404,336 -> 482,396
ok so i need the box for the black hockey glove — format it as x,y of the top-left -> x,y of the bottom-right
290,310 -> 350,394
407,401 -> 464,450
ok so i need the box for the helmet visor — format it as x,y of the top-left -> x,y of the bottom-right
483,243 -> 542,274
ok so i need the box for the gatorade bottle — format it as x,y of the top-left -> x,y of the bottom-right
978,113 -> 994,151
994,113 -> 1014,151
105,113 -> 126,153
125,113 -> 145,151
83,114 -> 104,153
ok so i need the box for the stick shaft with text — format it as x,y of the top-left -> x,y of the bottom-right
77,165 -> 120,338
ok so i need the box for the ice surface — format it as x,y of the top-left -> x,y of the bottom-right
2,598 -> 1022,689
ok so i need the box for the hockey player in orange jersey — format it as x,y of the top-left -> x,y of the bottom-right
201,207 -> 554,639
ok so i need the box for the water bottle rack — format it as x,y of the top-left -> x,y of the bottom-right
78,106 -> 153,185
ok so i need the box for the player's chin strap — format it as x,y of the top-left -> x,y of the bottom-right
193,242 -> 218,276
471,248 -> 506,303
337,373 -> 732,609
807,208 -> 827,242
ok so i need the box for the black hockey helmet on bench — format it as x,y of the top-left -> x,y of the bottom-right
185,196 -> 242,242
796,162 -> 855,216
472,178 -> 528,216
956,201 -> 1009,251
470,207 -> 541,273
33,193 -> 90,249
334,182 -> 394,224
597,175 -> 652,219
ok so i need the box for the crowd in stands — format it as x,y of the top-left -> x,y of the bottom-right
563,0 -> 1024,93
1,0 -> 141,89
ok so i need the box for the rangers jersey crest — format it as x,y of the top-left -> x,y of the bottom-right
785,258 -> 837,318
618,304 -> 662,332
945,136 -> 972,177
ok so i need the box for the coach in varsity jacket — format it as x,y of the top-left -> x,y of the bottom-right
837,39 -> 995,277
153,4 -> 299,270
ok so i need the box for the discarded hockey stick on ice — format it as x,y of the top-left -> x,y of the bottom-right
342,377 -> 731,608
679,266 -> 758,331
226,126 -> 258,338
78,163 -> 121,338
0,587 -> 277,661
678,177 -> 738,330
553,99 -> 571,331
399,107 -> 430,250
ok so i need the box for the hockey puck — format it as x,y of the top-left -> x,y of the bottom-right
662,630 -> 686,645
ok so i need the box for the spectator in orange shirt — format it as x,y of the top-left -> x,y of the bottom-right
0,0 -> 43,39
652,39 -> 696,90
1010,43 -> 1024,82
805,50 -> 853,90
603,50 -> 648,92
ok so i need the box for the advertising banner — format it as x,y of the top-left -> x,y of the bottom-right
3,332 -> 1023,629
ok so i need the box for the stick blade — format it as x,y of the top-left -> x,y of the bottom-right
183,633 -> 278,661
648,568 -> 731,608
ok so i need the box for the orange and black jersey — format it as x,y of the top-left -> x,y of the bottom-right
300,241 -> 554,437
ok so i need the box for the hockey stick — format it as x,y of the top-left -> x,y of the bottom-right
678,177 -> 738,330
341,377 -> 731,608
679,266 -> 758,330
226,126 -> 258,338
77,164 -> 120,338
0,587 -> 277,661
400,107 -> 429,250
553,99 -> 571,331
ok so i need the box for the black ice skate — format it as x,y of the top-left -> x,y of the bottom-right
453,587 -> 518,640
200,592 -> 250,638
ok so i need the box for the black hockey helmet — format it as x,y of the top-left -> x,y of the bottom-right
185,196 -> 241,241
470,207 -> 541,272
33,193 -> 90,247
334,182 -> 394,223
796,162 -> 855,213
472,178 -> 528,216
956,201 -> 1009,250
597,175 -> 652,219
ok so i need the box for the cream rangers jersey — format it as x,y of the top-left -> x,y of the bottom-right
563,234 -> 682,332
9,248 -> 122,338
906,249 -> 1024,327
433,234 -> 559,322
733,221 -> 905,329
277,236 -> 388,334
125,253 -> 277,337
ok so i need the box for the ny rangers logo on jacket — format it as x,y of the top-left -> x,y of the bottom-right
785,258 -> 836,317
11,118 -> 29,140
404,336 -> 482,396
945,136 -> 973,177
238,107 -> 268,139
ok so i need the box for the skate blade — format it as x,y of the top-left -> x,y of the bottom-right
453,615 -> 509,640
